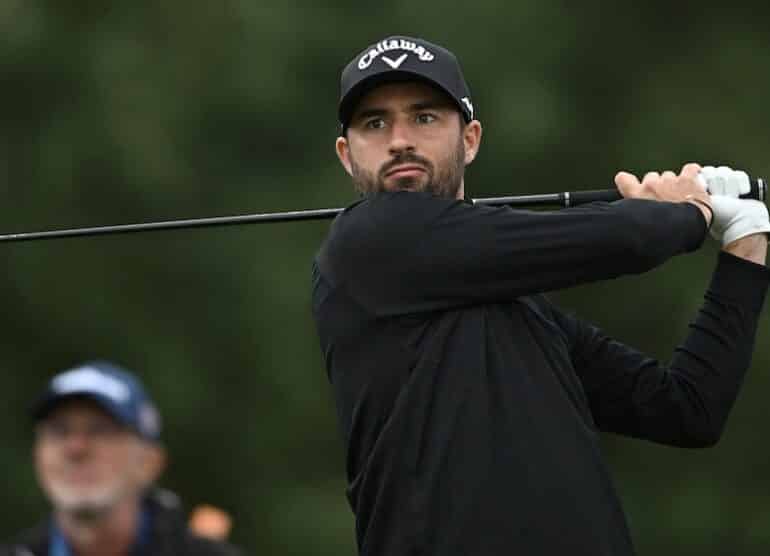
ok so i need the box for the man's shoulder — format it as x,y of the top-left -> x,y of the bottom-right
185,535 -> 243,556
148,489 -> 244,556
0,522 -> 48,556
0,548 -> 39,556
0,547 -> 34,556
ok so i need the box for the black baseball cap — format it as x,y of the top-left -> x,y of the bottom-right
31,361 -> 162,442
338,35 -> 475,132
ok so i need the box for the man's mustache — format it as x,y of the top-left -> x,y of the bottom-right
379,154 -> 433,179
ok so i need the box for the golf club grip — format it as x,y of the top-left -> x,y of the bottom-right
568,177 -> 766,206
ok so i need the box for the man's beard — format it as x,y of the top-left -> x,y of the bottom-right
349,137 -> 466,199
45,478 -> 129,522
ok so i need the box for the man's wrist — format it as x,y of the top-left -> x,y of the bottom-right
723,234 -> 768,266
685,197 -> 713,229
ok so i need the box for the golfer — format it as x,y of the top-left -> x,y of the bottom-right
312,35 -> 770,555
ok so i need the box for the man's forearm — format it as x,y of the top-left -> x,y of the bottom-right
724,234 -> 768,266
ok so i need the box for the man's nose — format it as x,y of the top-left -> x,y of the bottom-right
388,119 -> 416,156
61,430 -> 92,458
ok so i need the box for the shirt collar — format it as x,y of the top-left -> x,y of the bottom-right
49,503 -> 152,556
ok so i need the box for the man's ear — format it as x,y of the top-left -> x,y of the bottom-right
139,443 -> 167,487
336,136 -> 353,176
462,120 -> 483,165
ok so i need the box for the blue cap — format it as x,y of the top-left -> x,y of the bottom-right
32,361 -> 162,442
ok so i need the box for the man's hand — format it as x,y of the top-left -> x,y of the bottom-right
710,195 -> 769,265
698,165 -> 751,197
615,163 -> 713,226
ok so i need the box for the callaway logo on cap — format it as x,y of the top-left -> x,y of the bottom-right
357,38 -> 436,69
338,35 -> 475,131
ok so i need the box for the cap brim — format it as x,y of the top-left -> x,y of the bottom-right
31,392 -> 128,427
339,70 -> 467,131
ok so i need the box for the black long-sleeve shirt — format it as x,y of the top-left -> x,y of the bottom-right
311,191 -> 769,555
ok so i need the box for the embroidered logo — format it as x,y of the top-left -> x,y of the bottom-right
381,54 -> 408,69
53,367 -> 131,403
461,97 -> 474,119
358,38 -> 435,70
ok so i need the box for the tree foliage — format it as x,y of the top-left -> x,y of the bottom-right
2,2 -> 770,553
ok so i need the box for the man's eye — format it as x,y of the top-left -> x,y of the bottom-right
416,113 -> 437,124
41,421 -> 69,438
88,421 -> 122,437
365,118 -> 386,129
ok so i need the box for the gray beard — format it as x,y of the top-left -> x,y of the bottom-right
56,496 -> 116,524
67,503 -> 111,522
46,480 -> 127,524
349,138 -> 465,199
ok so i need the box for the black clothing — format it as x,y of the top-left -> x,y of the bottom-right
312,191 -> 769,555
0,490 -> 243,556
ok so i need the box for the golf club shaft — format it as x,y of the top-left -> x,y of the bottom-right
0,179 -> 765,243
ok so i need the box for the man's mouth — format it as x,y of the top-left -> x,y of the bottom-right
59,467 -> 99,483
385,165 -> 426,179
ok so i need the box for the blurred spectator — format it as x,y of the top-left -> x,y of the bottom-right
1,361 -> 243,556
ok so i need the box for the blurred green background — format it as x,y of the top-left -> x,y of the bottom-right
2,1 -> 770,554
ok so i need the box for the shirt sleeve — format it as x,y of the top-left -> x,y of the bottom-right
319,191 -> 708,316
554,251 -> 770,447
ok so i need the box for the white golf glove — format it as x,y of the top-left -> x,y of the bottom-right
697,165 -> 751,197
709,195 -> 770,246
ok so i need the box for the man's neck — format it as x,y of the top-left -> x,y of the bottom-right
56,496 -> 141,556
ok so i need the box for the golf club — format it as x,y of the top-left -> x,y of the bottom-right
0,178 -> 764,243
